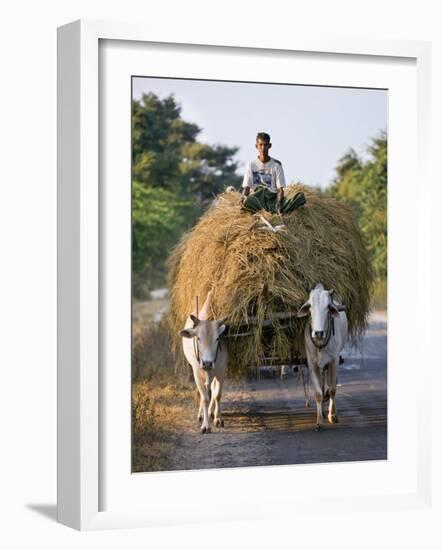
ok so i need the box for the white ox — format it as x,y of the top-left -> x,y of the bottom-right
297,284 -> 348,431
180,291 -> 228,434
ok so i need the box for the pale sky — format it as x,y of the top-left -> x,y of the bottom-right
133,77 -> 387,189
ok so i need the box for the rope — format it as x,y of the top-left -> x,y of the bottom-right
193,332 -> 221,368
308,311 -> 334,350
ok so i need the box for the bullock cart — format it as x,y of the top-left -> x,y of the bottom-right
223,310 -> 307,371
167,185 -> 371,379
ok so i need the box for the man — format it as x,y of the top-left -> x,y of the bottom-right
241,132 -> 305,214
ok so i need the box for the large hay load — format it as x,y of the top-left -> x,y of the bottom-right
167,184 -> 372,376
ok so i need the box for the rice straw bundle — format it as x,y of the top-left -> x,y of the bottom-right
167,185 -> 372,375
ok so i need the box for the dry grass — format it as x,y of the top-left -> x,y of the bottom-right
132,319 -> 194,472
132,318 -> 179,381
132,380 -> 195,472
167,185 -> 372,375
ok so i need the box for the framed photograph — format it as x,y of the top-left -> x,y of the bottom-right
57,19 -> 432,530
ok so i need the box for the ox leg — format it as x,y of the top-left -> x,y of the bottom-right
311,365 -> 324,431
208,379 -> 216,420
327,360 -> 338,424
194,375 -> 211,434
195,387 -> 203,422
212,379 -> 224,428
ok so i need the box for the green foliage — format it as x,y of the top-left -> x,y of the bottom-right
179,142 -> 240,202
132,92 -> 241,295
132,182 -> 191,293
328,132 -> 387,301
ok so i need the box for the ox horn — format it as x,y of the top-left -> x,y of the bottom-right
190,314 -> 200,326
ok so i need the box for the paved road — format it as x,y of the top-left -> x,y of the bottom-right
168,312 -> 387,471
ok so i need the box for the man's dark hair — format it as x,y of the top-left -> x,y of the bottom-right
256,132 -> 271,143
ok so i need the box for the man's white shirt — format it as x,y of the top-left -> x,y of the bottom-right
242,158 -> 286,193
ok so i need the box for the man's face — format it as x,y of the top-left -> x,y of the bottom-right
256,138 -> 271,158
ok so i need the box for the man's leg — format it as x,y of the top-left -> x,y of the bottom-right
241,186 -> 266,213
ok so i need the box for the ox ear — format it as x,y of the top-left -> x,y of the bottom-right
190,314 -> 200,327
180,328 -> 196,339
328,302 -> 345,317
217,317 -> 228,336
297,302 -> 310,318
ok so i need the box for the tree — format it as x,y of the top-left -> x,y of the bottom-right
132,93 -> 200,191
132,183 -> 190,293
328,132 -> 387,301
179,142 -> 240,204
132,92 -> 242,295
132,93 -> 240,203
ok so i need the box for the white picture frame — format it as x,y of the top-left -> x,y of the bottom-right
57,19 -> 432,531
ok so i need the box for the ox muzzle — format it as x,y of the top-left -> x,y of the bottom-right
311,330 -> 325,346
201,360 -> 215,371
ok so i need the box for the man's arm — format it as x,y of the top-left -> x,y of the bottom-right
241,162 -> 253,202
275,163 -> 286,212
276,187 -> 284,212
